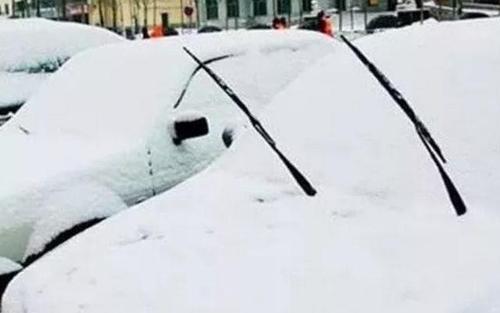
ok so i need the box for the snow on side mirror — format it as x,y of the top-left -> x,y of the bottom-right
169,111 -> 209,145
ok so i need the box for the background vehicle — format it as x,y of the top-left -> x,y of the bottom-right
198,25 -> 222,33
0,18 -> 124,126
247,24 -> 272,30
366,14 -> 402,32
459,11 -> 491,19
0,30 -> 332,292
4,18 -> 500,313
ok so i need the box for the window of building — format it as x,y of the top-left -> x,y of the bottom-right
277,0 -> 291,14
302,0 -> 312,12
227,0 -> 239,18
253,0 -> 267,16
206,0 -> 218,20
15,1 -> 24,13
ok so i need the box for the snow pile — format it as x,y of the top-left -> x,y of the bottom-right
0,30 -> 332,265
8,30 -> 331,145
0,18 -> 123,108
0,18 -> 123,72
3,19 -> 500,312
0,72 -> 50,109
23,182 -> 129,260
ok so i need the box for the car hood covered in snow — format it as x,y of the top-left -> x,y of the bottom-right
4,19 -> 500,312
0,18 -> 124,109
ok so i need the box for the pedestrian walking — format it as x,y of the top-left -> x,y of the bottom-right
142,26 -> 150,39
280,17 -> 288,29
272,17 -> 281,29
317,11 -> 334,37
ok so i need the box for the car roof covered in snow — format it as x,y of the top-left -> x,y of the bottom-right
0,30 -> 332,210
4,19 -> 500,313
0,19 -> 124,108
0,18 -> 124,72
5,30 -> 331,143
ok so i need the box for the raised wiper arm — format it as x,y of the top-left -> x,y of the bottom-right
340,35 -> 445,162
183,47 -> 317,197
340,35 -> 466,216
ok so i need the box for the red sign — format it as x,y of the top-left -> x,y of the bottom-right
184,6 -> 194,16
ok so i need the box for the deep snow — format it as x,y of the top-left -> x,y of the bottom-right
0,18 -> 123,108
0,30 -> 332,265
3,18 -> 500,312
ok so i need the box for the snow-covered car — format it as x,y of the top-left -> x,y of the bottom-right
0,18 -> 124,126
3,19 -> 500,312
0,30 -> 332,293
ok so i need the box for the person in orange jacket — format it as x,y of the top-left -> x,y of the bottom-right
317,11 -> 334,37
150,25 -> 164,38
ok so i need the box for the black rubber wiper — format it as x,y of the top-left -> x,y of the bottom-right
183,47 -> 317,197
340,35 -> 467,216
174,54 -> 233,109
341,35 -> 445,162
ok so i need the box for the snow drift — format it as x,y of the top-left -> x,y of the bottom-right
0,18 -> 123,109
3,19 -> 500,312
0,30 -> 332,268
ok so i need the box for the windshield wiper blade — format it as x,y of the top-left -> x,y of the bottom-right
174,54 -> 233,109
340,35 -> 466,216
416,129 -> 467,215
340,35 -> 445,163
183,47 -> 317,197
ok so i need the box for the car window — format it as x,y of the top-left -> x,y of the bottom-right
7,57 -> 68,74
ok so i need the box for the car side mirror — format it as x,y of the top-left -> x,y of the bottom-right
169,111 -> 209,145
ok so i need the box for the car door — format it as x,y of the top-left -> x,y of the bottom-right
146,58 -> 238,196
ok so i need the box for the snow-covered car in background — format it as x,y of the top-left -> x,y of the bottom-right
0,30 -> 332,293
3,19 -> 500,312
0,18 -> 124,126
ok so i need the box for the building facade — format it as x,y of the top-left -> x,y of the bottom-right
198,0 -> 334,28
198,0 -> 391,29
2,0 -> 87,20
1,0 -> 197,33
0,0 -> 13,17
88,0 -> 198,30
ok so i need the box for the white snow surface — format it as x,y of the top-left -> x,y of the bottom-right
0,73 -> 49,108
0,30 -> 332,263
4,19 -> 500,312
0,18 -> 123,71
0,18 -> 123,107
